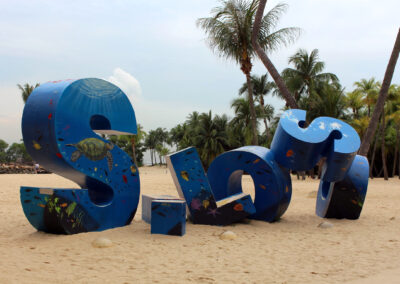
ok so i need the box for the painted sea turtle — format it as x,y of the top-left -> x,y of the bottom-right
67,138 -> 114,171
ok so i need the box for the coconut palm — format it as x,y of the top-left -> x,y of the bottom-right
281,49 -> 338,102
345,90 -> 364,119
145,130 -> 158,166
129,124 -> 146,166
197,0 -> 300,145
303,82 -> 346,121
359,28 -> 400,157
251,0 -> 298,108
231,97 -> 257,145
194,111 -> 229,168
17,83 -> 40,104
239,73 -> 275,139
353,78 -> 380,117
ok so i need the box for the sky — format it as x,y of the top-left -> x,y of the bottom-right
0,0 -> 399,145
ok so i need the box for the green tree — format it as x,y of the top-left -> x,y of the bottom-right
231,97 -> 258,145
6,142 -> 32,163
359,28 -> 400,157
145,130 -> 158,166
0,139 -> 8,163
282,49 -> 338,102
353,78 -> 380,117
345,90 -> 364,119
239,73 -> 275,139
251,0 -> 298,108
194,111 -> 229,168
197,0 -> 299,145
17,83 -> 40,103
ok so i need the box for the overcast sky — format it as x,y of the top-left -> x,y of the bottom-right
0,0 -> 399,144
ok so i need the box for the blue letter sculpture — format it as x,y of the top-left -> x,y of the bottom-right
207,146 -> 292,222
271,109 -> 369,219
168,110 -> 369,224
166,147 -> 256,226
20,78 -> 140,234
151,200 -> 186,236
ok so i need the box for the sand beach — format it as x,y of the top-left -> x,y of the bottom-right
1,166 -> 400,283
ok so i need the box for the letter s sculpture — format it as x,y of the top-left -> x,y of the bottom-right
20,78 -> 140,234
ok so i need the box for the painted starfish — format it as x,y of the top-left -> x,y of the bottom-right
191,198 -> 201,210
207,208 -> 220,218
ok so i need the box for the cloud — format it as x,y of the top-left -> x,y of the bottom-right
106,67 -> 223,132
107,68 -> 142,104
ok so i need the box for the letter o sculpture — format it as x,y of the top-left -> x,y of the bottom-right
207,146 -> 292,222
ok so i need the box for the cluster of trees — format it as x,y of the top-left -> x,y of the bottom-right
11,0 -> 399,179
0,139 -> 32,163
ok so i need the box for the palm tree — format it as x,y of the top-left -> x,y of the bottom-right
281,49 -> 338,102
145,130 -> 158,166
345,90 -> 364,118
17,83 -> 40,103
386,85 -> 400,177
197,0 -> 300,144
194,111 -> 229,168
351,116 -> 370,141
303,82 -> 346,121
359,28 -> 400,157
251,0 -> 298,109
239,73 -> 275,139
353,78 -> 380,117
129,124 -> 146,166
231,97 -> 257,145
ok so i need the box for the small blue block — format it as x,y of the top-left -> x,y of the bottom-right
142,194 -> 183,224
151,200 -> 186,236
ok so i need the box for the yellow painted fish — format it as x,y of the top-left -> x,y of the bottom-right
181,171 -> 189,181
32,141 -> 41,150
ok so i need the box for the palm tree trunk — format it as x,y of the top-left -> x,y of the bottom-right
369,121 -> 381,178
252,0 -> 298,109
381,113 -> 388,180
130,136 -> 138,166
392,124 -> 399,177
245,73 -> 259,145
259,96 -> 270,141
359,28 -> 400,156
263,118 -> 269,140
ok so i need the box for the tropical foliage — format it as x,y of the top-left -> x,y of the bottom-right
197,0 -> 300,145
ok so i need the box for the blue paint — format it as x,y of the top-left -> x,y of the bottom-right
207,146 -> 292,222
151,200 -> 186,236
316,155 -> 369,219
20,78 -> 140,234
166,147 -> 256,225
270,109 -> 360,182
142,194 -> 183,224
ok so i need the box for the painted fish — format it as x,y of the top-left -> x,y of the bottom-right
32,140 -> 41,150
233,203 -> 244,211
181,171 -> 189,181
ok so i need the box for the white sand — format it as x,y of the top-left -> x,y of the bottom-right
1,167 -> 399,283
